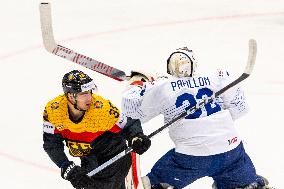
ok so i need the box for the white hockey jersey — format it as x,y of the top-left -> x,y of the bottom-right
121,70 -> 249,156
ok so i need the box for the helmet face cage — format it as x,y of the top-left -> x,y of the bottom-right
62,70 -> 95,94
167,47 -> 197,77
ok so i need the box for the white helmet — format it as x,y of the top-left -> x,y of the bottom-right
167,47 -> 197,77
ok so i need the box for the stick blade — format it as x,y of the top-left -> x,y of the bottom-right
39,2 -> 57,52
244,39 -> 257,75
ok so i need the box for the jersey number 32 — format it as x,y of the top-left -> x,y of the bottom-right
175,87 -> 221,119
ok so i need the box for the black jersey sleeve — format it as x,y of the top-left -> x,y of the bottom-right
43,132 -> 69,168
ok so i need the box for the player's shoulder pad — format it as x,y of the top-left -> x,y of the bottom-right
43,94 -> 67,123
92,93 -> 117,105
91,93 -> 119,111
45,94 -> 67,113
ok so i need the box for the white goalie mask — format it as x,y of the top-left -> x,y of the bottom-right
167,47 -> 197,77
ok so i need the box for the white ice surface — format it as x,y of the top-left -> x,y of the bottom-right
0,0 -> 283,188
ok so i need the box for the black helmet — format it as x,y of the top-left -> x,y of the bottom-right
62,70 -> 95,94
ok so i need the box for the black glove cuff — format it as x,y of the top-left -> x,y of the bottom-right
121,117 -> 143,141
61,161 -> 76,180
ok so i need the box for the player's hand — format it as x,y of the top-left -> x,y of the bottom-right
61,161 -> 93,188
120,117 -> 151,154
130,133 -> 151,155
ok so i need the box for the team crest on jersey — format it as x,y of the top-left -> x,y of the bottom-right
94,100 -> 103,109
50,102 -> 60,110
67,141 -> 92,157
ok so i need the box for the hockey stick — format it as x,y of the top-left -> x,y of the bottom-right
39,2 -> 128,81
87,39 -> 257,177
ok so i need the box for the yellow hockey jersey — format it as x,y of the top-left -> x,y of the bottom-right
43,94 -> 121,157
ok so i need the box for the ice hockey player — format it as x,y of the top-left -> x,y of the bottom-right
121,47 -> 273,189
42,70 -> 151,189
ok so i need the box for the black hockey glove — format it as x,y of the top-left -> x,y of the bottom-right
120,117 -> 151,155
130,133 -> 151,155
61,161 -> 93,189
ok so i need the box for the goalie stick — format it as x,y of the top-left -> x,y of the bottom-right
86,39 -> 257,177
39,2 -> 128,81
